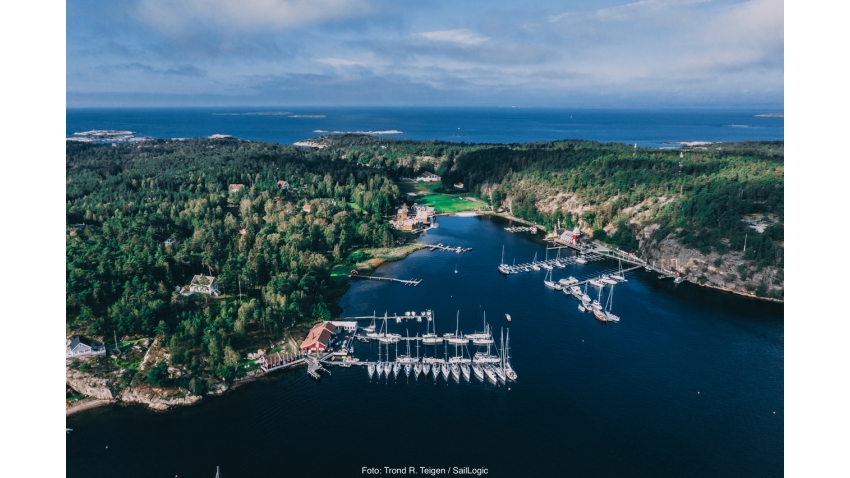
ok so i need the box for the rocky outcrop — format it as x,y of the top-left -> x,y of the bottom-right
640,233 -> 783,299
119,387 -> 201,411
66,368 -> 114,400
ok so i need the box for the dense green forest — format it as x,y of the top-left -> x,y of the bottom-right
67,135 -> 783,385
313,135 -> 784,270
67,138 -> 398,380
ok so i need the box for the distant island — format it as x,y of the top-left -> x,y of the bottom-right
212,112 -> 292,116
65,135 -> 783,413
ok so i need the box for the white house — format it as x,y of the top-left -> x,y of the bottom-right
416,171 -> 440,182
66,335 -> 106,359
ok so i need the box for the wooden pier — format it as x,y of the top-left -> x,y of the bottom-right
348,275 -> 422,286
424,243 -> 472,253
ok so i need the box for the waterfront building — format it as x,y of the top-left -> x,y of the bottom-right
66,335 -> 106,359
300,322 -> 338,353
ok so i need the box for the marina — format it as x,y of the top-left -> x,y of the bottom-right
67,215 -> 784,478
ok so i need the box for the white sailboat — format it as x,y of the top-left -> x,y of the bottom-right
543,268 -> 559,289
368,361 -> 375,378
503,329 -> 517,381
414,337 -> 422,377
610,258 -> 627,281
445,311 -> 468,345
472,362 -> 484,380
604,284 -> 620,322
531,252 -> 540,271
441,353 -> 450,381
493,329 -> 507,382
364,312 -> 377,334
422,311 -> 441,344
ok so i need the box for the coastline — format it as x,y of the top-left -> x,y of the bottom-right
66,398 -> 113,416
434,210 -> 783,303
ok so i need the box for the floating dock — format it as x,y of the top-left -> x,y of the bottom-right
348,275 -> 422,286
424,243 -> 472,253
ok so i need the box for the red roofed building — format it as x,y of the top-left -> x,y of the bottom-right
300,322 -> 337,353
229,183 -> 245,193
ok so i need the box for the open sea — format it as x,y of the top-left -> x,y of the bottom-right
66,216 -> 784,478
66,107 -> 783,148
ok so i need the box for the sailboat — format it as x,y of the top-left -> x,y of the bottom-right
610,258 -> 627,282
543,268 -> 559,289
472,361 -> 484,380
541,248 -> 553,270
454,261 -> 458,274
450,343 -> 461,382
392,342 -> 401,377
603,284 -> 620,322
531,252 -> 540,271
414,337 -> 422,377
441,346 -> 450,381
367,360 -> 376,378
375,342 -> 385,377
499,245 -> 511,274
364,312 -> 377,334
493,329 -> 507,382
593,286 -> 607,323
422,311 -> 440,345
445,311 -> 468,345
460,346 -> 471,381
504,330 -> 516,382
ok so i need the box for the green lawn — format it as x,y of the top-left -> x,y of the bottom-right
415,194 -> 481,213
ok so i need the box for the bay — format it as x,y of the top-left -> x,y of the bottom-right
66,107 -> 784,148
66,216 -> 783,478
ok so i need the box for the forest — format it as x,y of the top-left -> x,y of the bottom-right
312,135 -> 784,271
67,138 -> 398,382
67,135 -> 784,387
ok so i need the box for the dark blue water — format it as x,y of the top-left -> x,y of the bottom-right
66,107 -> 783,148
66,216 -> 783,478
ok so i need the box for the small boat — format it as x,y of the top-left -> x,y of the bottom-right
422,362 -> 431,377
432,361 -> 441,380
393,362 -> 401,377
588,279 -> 604,288
367,362 -> 376,378
413,362 -> 422,377
578,304 -> 586,313
66,428 -> 73,434
450,363 -> 461,382
441,362 -> 450,381
404,363 -> 412,377
472,363 -> 484,380
543,268 -> 558,289
575,257 -> 587,264
600,276 -> 618,285
505,313 -> 511,322
375,361 -> 385,376
483,364 -> 497,382
674,276 -> 684,284
461,363 -> 471,381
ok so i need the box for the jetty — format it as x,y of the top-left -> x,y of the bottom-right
424,243 -> 472,253
348,275 -> 422,286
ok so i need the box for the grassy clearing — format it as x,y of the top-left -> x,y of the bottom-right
415,194 -> 481,213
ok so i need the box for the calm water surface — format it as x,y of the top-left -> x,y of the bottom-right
66,107 -> 784,148
66,216 -> 783,478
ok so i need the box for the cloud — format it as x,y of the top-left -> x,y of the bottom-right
97,62 -> 207,77
419,29 -> 489,46
137,0 -> 377,33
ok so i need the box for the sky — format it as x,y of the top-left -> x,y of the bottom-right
66,0 -> 784,108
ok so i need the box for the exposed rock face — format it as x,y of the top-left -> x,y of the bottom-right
66,368 -> 114,400
119,387 -> 201,411
640,233 -> 783,298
